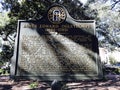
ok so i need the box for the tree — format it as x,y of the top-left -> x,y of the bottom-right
0,7 -> 15,68
0,0 -> 120,52
89,0 -> 120,49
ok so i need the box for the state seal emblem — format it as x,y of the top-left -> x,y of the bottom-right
48,6 -> 66,24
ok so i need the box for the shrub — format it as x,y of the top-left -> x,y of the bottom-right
109,56 -> 117,65
29,82 -> 38,89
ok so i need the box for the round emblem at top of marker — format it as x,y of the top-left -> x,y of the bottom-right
48,6 -> 66,24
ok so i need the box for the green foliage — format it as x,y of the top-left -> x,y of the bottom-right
93,0 -> 120,48
0,45 -> 13,61
0,68 -> 9,75
0,12 -> 9,27
0,44 -> 13,75
29,82 -> 38,89
115,68 -> 120,74
4,0 -> 49,20
109,56 -> 117,64
0,68 -> 4,74
0,61 -> 4,67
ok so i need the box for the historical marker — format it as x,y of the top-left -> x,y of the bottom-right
11,4 -> 103,81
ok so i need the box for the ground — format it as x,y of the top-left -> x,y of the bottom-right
0,75 -> 120,90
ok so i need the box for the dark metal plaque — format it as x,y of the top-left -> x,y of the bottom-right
11,5 -> 103,81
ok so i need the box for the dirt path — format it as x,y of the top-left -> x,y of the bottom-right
0,75 -> 120,90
